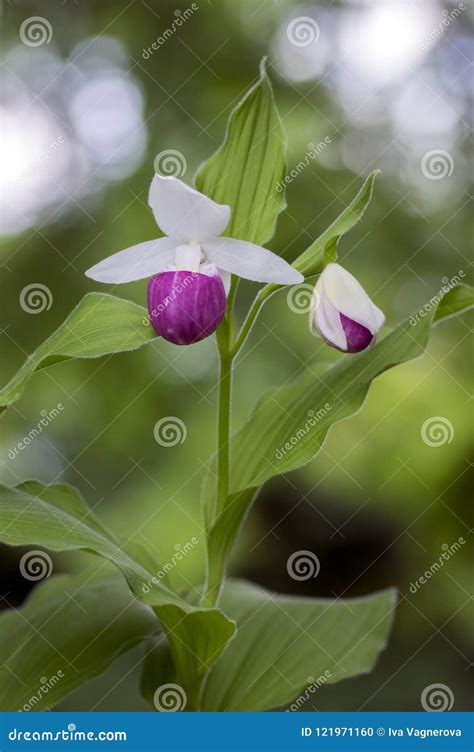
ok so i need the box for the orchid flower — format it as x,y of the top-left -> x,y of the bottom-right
310,263 -> 385,353
86,175 -> 303,345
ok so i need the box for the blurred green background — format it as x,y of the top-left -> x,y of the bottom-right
0,0 -> 472,711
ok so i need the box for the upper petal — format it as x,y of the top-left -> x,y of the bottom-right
85,237 -> 177,283
203,237 -> 304,285
319,263 -> 385,334
148,175 -> 231,242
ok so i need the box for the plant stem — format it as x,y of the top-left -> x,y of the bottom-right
230,283 -> 278,357
202,283 -> 280,608
216,352 -> 232,514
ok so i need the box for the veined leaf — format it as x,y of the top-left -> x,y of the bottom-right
201,285 -> 473,598
201,579 -> 396,711
292,171 -> 379,278
204,488 -> 256,604
195,59 -> 286,246
0,482 -> 235,698
230,284 -> 474,493
0,293 -> 155,415
0,573 -> 158,711
0,482 -> 176,605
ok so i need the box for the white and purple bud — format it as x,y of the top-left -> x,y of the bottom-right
310,263 -> 384,353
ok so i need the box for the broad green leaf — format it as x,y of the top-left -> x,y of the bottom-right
230,284 -> 474,493
204,488 -> 256,604
195,59 -> 286,245
0,293 -> 155,415
201,579 -> 396,711
0,481 -> 178,606
293,171 -> 379,277
0,482 -> 235,697
200,285 -> 473,598
0,574 -> 158,711
140,639 -> 176,708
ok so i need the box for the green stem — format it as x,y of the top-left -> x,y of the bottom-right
216,352 -> 232,514
230,283 -> 278,357
201,283 -> 279,608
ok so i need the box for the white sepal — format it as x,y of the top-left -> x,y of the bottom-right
203,237 -> 304,285
85,237 -> 177,283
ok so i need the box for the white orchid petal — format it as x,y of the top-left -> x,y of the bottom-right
319,263 -> 384,334
148,175 -> 231,242
85,237 -> 177,283
203,237 -> 304,285
311,292 -> 347,351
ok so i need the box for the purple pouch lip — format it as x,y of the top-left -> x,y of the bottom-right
147,269 -> 227,346
339,312 -> 374,353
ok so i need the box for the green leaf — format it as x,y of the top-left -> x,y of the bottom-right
0,293 -> 155,415
0,482 -> 235,700
293,171 -> 379,277
204,488 -> 256,604
195,59 -> 286,245
0,574 -> 158,711
230,284 -> 474,493
201,579 -> 396,711
0,481 -> 176,605
200,285 -> 473,598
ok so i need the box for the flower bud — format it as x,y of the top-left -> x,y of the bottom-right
310,263 -> 384,353
147,267 -> 226,345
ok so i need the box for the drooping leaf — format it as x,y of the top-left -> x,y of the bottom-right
230,284 -> 474,493
0,482 -> 235,697
0,482 -> 175,605
292,170 -> 379,277
201,579 -> 396,711
195,59 -> 286,246
200,285 -> 473,598
0,293 -> 155,415
0,574 -> 158,711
